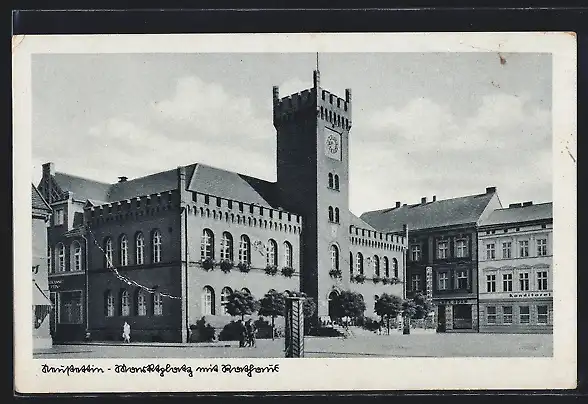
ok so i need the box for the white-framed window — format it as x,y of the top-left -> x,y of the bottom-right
56,243 -> 66,272
383,257 -> 390,278
519,306 -> 530,324
266,239 -> 277,266
71,241 -> 81,272
152,230 -> 162,263
438,272 -> 448,290
502,242 -> 512,259
437,241 -> 448,259
238,235 -> 250,264
54,209 -> 64,226
153,293 -> 163,316
503,273 -> 513,292
202,286 -> 215,315
120,290 -> 130,316
220,232 -> 233,261
456,270 -> 468,289
137,290 -> 147,316
120,235 -> 128,266
503,306 -> 513,324
105,290 -> 115,317
201,229 -> 214,260
455,239 -> 468,258
519,240 -> 529,257
221,287 -> 232,315
537,238 -> 548,256
136,232 -> 145,265
59,291 -> 82,324
486,243 -> 496,260
486,274 -> 496,292
537,305 -> 548,324
487,306 -> 497,324
284,241 -> 293,267
519,272 -> 530,291
537,271 -> 548,291
104,238 -> 113,268
411,245 -> 421,262
48,246 -> 53,274
356,252 -> 364,275
411,274 -> 421,291
373,255 -> 380,276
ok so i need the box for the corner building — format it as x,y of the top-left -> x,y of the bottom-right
39,70 -> 406,342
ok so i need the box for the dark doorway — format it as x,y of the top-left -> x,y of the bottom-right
328,291 -> 338,320
437,305 -> 446,332
453,304 -> 473,329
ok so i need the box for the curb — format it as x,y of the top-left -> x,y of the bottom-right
59,341 -> 237,348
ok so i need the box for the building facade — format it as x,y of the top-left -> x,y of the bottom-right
361,188 -> 502,332
39,70 -> 406,342
478,202 -> 553,333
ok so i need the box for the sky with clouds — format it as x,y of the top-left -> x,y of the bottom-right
31,52 -> 552,216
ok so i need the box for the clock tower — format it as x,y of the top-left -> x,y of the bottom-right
273,70 -> 352,321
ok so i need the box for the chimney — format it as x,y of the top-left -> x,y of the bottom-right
522,201 -> 533,207
395,201 -> 401,208
42,162 -> 55,177
118,176 -> 128,183
432,195 -> 437,202
272,86 -> 280,103
486,186 -> 496,194
509,203 -> 522,208
421,197 -> 427,204
345,88 -> 352,103
403,203 -> 407,206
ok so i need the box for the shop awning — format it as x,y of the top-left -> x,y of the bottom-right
33,282 -> 52,306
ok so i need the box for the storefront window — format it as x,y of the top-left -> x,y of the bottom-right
537,305 -> 548,324
519,306 -> 530,324
59,291 -> 82,324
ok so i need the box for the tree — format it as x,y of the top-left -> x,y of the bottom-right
258,290 -> 286,340
402,299 -> 417,335
332,291 -> 366,326
225,290 -> 259,321
374,293 -> 403,335
411,292 -> 434,320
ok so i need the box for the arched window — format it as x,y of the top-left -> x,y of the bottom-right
48,246 -> 53,274
328,206 -> 334,222
356,252 -> 364,275
335,208 -> 340,223
136,290 -> 147,316
202,286 -> 215,315
238,235 -> 251,264
120,290 -> 130,316
283,241 -> 293,268
373,255 -> 380,277
383,257 -> 390,278
330,245 -> 340,270
56,243 -> 65,272
201,229 -> 214,260
220,232 -> 233,261
328,173 -> 334,188
393,258 -> 399,278
104,237 -> 113,268
350,252 -> 354,276
266,239 -> 278,266
221,287 -> 232,315
334,175 -> 340,190
105,290 -> 115,317
135,232 -> 145,265
120,235 -> 128,266
153,293 -> 163,316
71,241 -> 82,272
152,229 -> 162,263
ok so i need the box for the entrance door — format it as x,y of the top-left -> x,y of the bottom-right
328,291 -> 338,321
437,305 -> 446,332
453,304 -> 473,329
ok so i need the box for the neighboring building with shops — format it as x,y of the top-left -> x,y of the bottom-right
32,184 -> 53,350
477,201 -> 553,333
37,70 -> 406,342
361,188 -> 502,333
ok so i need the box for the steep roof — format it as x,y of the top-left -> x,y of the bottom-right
480,202 -> 552,227
350,211 -> 377,231
53,172 -> 111,203
31,184 -> 51,212
108,169 -> 178,201
361,191 -> 497,233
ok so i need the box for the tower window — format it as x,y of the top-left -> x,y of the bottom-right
328,173 -> 334,188
322,90 -> 326,101
334,175 -> 340,190
335,208 -> 340,223
320,106 -> 324,119
328,206 -> 334,222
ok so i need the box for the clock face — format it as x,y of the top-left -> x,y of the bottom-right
326,134 -> 339,154
324,129 -> 342,160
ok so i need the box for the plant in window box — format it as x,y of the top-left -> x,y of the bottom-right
329,268 -> 342,279
353,274 -> 366,284
201,257 -> 215,271
264,265 -> 278,276
237,261 -> 251,273
381,277 -> 391,285
391,277 -> 401,285
219,260 -> 234,273
372,275 -> 382,284
281,266 -> 295,278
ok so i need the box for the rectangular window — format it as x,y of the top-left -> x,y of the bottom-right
486,274 -> 496,292
519,272 -> 530,291
486,243 -> 496,260
519,240 -> 529,257
438,272 -> 448,290
503,306 -> 513,324
59,291 -> 82,324
456,270 -> 468,290
537,271 -> 548,291
487,306 -> 497,324
54,209 -> 64,226
503,273 -> 513,292
455,239 -> 468,258
411,245 -> 421,262
437,241 -> 448,259
411,274 -> 421,291
519,306 -> 530,324
502,242 -> 512,259
537,238 -> 548,256
537,305 -> 548,324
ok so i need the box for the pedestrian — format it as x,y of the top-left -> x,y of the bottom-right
238,319 -> 246,348
245,319 -> 256,348
122,321 -> 131,343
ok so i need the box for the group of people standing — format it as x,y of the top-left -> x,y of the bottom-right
238,319 -> 257,348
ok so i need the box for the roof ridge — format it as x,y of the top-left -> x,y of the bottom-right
366,191 -> 491,214
55,171 -> 112,186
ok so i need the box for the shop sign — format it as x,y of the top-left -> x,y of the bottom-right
49,279 -> 63,290
508,292 -> 552,298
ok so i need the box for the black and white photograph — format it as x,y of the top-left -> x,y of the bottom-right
14,33 -> 577,393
